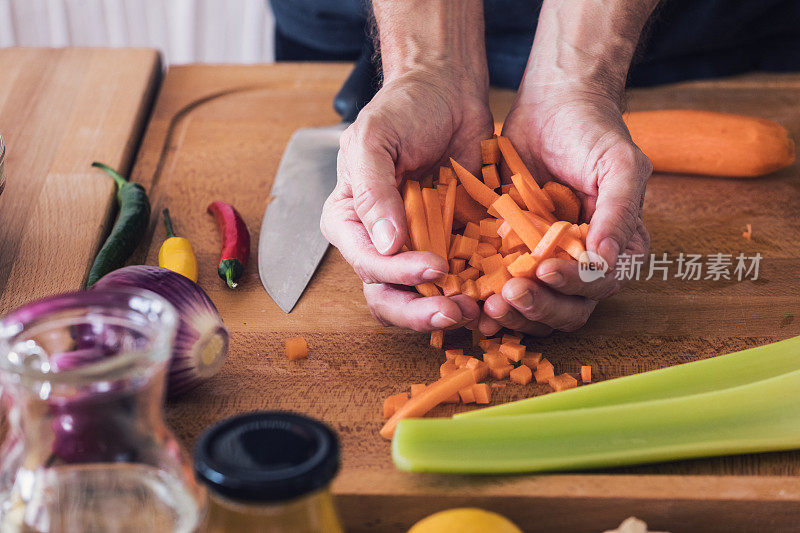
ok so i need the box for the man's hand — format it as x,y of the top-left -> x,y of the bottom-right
478,0 -> 658,337
321,0 -> 491,331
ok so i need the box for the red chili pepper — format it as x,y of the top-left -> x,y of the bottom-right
207,201 -> 250,289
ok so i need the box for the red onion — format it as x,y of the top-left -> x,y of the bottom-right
92,266 -> 229,397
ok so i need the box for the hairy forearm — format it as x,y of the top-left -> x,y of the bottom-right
522,0 -> 660,100
372,0 -> 488,88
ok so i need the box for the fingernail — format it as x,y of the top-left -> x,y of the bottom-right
372,219 -> 397,255
538,270 -> 564,287
598,237 -> 620,270
422,268 -> 447,282
509,290 -> 534,309
431,312 -> 459,328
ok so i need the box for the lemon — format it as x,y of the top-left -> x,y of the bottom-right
408,508 -> 522,533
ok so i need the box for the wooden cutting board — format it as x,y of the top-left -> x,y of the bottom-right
0,48 -> 161,314
128,65 -> 800,531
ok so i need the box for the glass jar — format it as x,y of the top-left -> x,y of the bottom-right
0,288 -> 206,532
194,411 -> 343,533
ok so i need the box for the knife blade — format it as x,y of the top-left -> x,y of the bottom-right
258,124 -> 344,313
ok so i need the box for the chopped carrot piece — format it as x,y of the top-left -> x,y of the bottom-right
445,349 -> 463,361
482,235 -> 502,249
380,368 -> 475,439
459,387 -> 476,404
522,352 -> 542,370
463,221 -> 481,240
507,253 -> 538,278
490,364 -> 514,380
458,267 -> 480,281
468,252 -> 483,270
481,254 -> 505,274
543,181 -> 581,223
568,224 -> 581,239
421,175 -> 434,189
534,358 -> 555,383
383,393 -> 409,419
454,185 -> 488,226
440,360 -> 458,378
422,187 -> 448,259
454,354 -> 471,368
559,234 -> 586,261
499,342 -> 526,363
510,365 -> 533,385
472,383 -> 492,404
502,334 -> 522,344
476,267 -> 511,299
480,218 -> 504,237
555,250 -> 572,260
483,352 -> 508,369
496,220 -> 513,238
442,274 -> 461,296
439,166 -> 456,184
579,223 -> 589,243
506,184 -> 526,209
451,158 -> 501,209
481,138 -> 501,165
743,223 -> 752,240
549,373 -> 578,392
478,338 -> 501,352
503,251 -> 522,266
481,164 -> 501,189
410,384 -> 427,398
448,234 -> 479,260
490,382 -> 506,389
430,330 -> 444,349
581,365 -> 592,383
416,282 -> 441,297
465,358 -> 489,382
492,194 -> 545,251
442,393 -> 460,404
531,221 -> 571,261
496,136 -> 555,211
476,242 -> 497,257
285,337 -> 308,361
461,279 -> 480,300
402,180 -> 431,252
442,180 -> 458,250
449,258 -> 466,274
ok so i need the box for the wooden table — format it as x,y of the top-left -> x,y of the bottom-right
2,51 -> 800,531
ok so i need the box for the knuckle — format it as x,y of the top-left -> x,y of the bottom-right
351,181 -> 385,222
351,257 -> 377,284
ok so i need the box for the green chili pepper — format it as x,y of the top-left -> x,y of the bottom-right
85,162 -> 150,287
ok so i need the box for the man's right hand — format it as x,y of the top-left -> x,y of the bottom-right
321,62 -> 492,331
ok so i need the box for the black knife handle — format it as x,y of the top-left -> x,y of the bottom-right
334,41 -> 380,123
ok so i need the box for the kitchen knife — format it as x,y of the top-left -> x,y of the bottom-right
258,44 -> 379,312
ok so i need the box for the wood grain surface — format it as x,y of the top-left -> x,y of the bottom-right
66,63 -> 800,530
0,48 -> 161,314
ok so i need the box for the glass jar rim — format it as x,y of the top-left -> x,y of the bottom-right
0,287 -> 177,384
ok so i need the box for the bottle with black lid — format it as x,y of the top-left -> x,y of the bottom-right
194,411 -> 343,532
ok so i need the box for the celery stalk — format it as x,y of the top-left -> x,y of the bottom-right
456,335 -> 800,419
393,369 -> 800,474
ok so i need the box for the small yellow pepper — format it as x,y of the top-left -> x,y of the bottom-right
159,208 -> 198,282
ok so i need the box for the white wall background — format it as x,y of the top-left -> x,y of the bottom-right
0,0 -> 276,64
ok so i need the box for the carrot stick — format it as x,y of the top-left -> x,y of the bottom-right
496,136 -> 555,211
491,194 -> 545,251
450,158 -> 501,209
416,282 -> 441,297
422,187 -> 448,259
402,180 -> 431,252
481,164 -> 501,189
380,368 -> 476,439
531,221 -> 571,261
442,180 -> 457,250
481,138 -> 501,165
454,185 -> 488,226
430,330 -> 444,349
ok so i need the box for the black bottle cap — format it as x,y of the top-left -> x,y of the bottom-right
194,411 -> 340,503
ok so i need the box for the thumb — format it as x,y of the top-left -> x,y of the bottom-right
338,125 -> 407,256
586,141 -> 652,270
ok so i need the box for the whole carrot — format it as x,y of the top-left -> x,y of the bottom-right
207,201 -> 250,289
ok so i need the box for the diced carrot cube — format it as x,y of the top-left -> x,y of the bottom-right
507,252 -> 538,278
510,365 -> 533,385
440,360 -> 458,378
481,253 -> 505,274
469,252 -> 483,270
475,275 -> 494,300
459,387 -> 476,404
549,373 -> 578,392
383,393 -> 409,418
481,164 -> 501,189
465,358 -> 489,382
454,354 -> 471,368
481,138 -> 501,165
449,234 -> 479,259
499,342 -> 526,363
581,365 -> 592,383
285,337 -> 308,360
458,266 -> 480,281
490,364 -> 514,380
430,330 -> 444,349
461,279 -> 480,300
444,349 -> 463,361
486,267 -> 512,295
521,352 -> 542,370
472,383 -> 492,404
483,235 -> 502,249
410,384 -> 427,397
449,258 -> 466,274
503,251 -> 522,266
442,393 -> 460,404
480,218 -> 504,237
463,222 -> 481,240
483,352 -> 508,368
534,358 -> 555,383
442,274 -> 461,297
478,338 -> 502,352
476,242 -> 497,257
